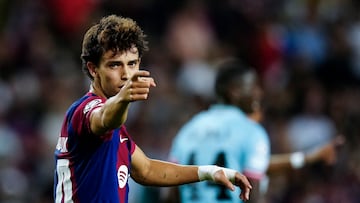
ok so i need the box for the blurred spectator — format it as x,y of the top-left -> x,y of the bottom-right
286,80 -> 336,152
164,1 -> 217,101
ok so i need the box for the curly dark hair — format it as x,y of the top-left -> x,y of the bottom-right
80,15 -> 148,80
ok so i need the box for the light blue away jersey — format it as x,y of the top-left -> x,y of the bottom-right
169,104 -> 270,203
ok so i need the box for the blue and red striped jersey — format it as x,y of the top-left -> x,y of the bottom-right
54,92 -> 135,203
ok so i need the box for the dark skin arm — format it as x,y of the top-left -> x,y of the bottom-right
267,136 -> 345,175
248,109 -> 345,174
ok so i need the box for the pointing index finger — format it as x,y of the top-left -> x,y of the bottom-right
132,70 -> 157,87
131,70 -> 150,81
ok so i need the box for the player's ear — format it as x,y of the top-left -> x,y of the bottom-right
87,62 -> 97,78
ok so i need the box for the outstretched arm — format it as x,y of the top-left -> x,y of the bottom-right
130,145 -> 252,201
90,70 -> 156,135
267,136 -> 345,174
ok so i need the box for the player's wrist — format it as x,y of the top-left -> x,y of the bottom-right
290,152 -> 305,169
198,165 -> 236,183
221,167 -> 236,183
198,165 -> 215,181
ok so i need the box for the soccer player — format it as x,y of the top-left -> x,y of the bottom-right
53,15 -> 252,203
166,58 -> 344,203
168,59 -> 271,203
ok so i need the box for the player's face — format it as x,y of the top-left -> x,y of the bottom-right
95,47 -> 140,98
232,72 -> 263,114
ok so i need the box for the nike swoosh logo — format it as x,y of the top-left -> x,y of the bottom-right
120,137 -> 128,143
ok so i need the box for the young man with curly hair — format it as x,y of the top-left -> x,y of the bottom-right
53,15 -> 252,203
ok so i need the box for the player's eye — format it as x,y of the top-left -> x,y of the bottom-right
108,62 -> 121,69
128,61 -> 138,68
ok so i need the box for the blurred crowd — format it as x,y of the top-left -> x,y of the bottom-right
0,0 -> 360,202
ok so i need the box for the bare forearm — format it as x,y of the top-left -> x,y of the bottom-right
101,95 -> 130,129
267,154 -> 293,174
268,152 -> 307,174
133,159 -> 199,186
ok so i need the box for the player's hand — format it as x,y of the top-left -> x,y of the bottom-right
121,70 -> 156,102
307,135 -> 345,165
213,170 -> 252,201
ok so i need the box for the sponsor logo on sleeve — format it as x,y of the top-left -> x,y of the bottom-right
83,99 -> 102,114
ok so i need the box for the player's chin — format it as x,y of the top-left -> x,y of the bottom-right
105,90 -> 118,98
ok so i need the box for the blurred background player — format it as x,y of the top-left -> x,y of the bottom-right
167,58 -> 271,203
165,58 -> 344,203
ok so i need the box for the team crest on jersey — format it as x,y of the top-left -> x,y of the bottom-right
83,99 -> 102,114
117,165 -> 129,188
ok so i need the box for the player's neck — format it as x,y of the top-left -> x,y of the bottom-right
89,83 -> 107,99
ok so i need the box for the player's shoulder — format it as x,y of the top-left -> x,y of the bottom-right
248,122 -> 270,146
65,93 -> 104,117
182,109 -> 211,127
75,93 -> 104,109
172,110 -> 209,141
230,114 -> 268,140
248,119 -> 268,135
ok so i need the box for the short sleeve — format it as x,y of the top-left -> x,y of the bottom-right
242,127 -> 271,180
71,97 -> 105,137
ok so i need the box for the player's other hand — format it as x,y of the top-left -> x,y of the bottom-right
213,170 -> 252,201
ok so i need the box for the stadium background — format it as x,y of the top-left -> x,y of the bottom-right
0,0 -> 359,202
